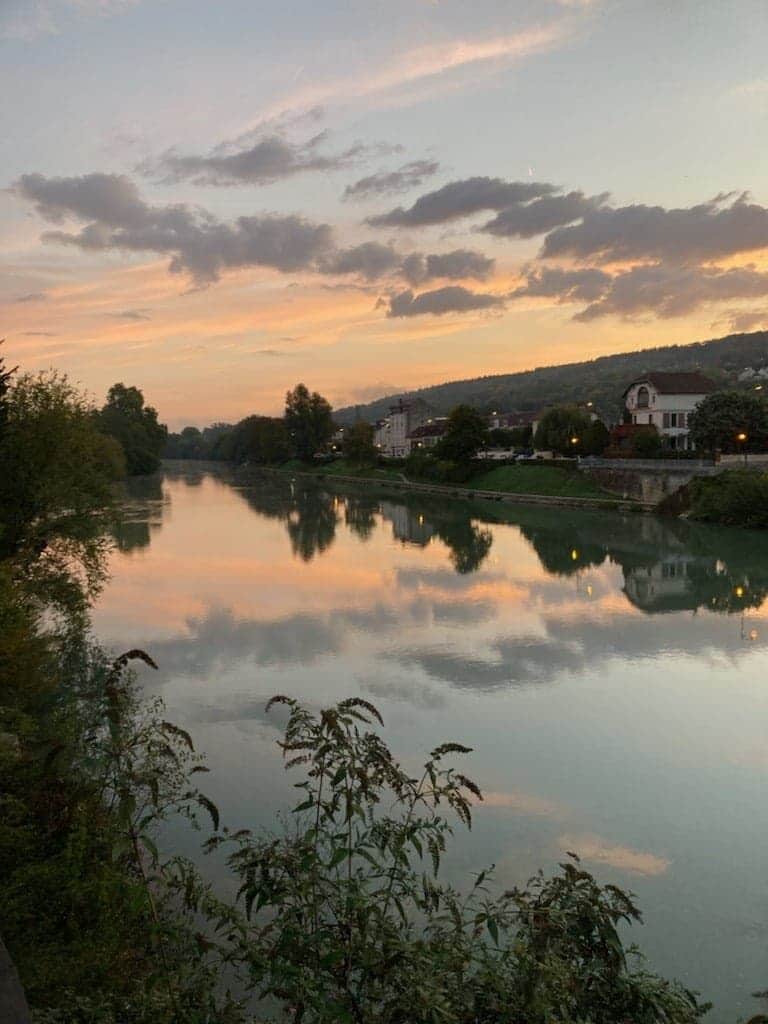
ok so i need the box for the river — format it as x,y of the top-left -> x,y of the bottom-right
92,462 -> 768,1021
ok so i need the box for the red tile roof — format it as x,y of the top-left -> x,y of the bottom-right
624,372 -> 716,397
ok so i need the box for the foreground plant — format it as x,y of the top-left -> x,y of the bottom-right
195,696 -> 708,1024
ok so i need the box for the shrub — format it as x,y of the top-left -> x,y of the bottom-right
404,453 -> 476,484
197,696 -> 708,1024
688,470 -> 768,528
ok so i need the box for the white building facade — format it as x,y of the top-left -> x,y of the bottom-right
623,372 -> 715,451
376,399 -> 434,457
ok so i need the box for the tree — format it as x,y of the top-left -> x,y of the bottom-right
228,415 -> 291,465
0,340 -> 15,439
99,383 -> 168,475
285,383 -> 334,461
633,427 -> 662,457
688,390 -> 768,453
342,420 -> 376,465
0,371 -> 124,585
436,404 -> 488,462
583,418 -> 610,455
534,405 -> 594,456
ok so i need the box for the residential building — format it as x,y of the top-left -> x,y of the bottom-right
405,418 -> 447,455
373,418 -> 390,452
623,372 -> 716,450
488,410 -> 541,434
377,399 -> 434,457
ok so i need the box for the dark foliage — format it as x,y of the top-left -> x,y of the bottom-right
688,391 -> 768,454
99,383 -> 168,475
343,421 -> 376,465
688,470 -> 768,528
436,404 -> 489,462
285,383 -> 335,461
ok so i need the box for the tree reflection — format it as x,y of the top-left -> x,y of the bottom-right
111,474 -> 168,554
286,488 -> 339,562
513,506 -> 768,616
344,495 -> 378,542
436,520 -> 493,575
518,524 -> 607,577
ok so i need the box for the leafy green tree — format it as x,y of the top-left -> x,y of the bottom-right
0,341 -> 15,439
0,372 -> 124,576
285,383 -> 334,461
99,383 -> 167,475
436,404 -> 489,462
342,420 -> 376,465
227,415 -> 291,465
689,470 -> 768,528
688,390 -> 768,453
583,418 -> 610,455
633,427 -> 663,457
534,405 -> 594,455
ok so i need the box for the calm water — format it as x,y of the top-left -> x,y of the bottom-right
93,463 -> 768,1021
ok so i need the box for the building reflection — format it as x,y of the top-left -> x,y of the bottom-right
114,467 -> 768,620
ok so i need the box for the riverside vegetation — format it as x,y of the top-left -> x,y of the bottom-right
1,354 -> 766,1022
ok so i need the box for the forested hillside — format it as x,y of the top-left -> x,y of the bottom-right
334,330 -> 768,424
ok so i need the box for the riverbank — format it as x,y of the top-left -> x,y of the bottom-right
256,459 -> 652,512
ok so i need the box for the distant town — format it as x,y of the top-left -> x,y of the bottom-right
371,370 -> 724,458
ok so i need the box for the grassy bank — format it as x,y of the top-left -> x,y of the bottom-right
279,458 -> 613,500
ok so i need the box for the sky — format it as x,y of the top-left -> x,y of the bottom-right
3,0 -> 768,427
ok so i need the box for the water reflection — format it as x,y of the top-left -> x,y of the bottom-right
94,467 -> 768,1020
110,474 -> 169,554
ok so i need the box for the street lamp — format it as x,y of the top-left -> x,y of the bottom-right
737,431 -> 748,465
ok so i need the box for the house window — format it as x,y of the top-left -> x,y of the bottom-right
637,386 -> 650,408
663,412 -> 670,428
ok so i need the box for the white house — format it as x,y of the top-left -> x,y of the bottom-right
376,399 -> 433,457
623,372 -> 716,450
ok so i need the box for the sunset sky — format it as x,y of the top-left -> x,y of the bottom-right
4,0 -> 768,427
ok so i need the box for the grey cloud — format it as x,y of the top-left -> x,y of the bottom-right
386,285 -> 505,318
719,309 -> 768,332
321,244 -> 494,285
322,241 -> 402,280
482,191 -> 609,238
511,262 -> 768,321
573,263 -> 768,321
16,172 -> 148,226
150,131 -> 370,187
14,291 -> 47,303
343,159 -> 440,200
15,172 -> 335,285
401,249 -> 494,286
511,266 -> 612,304
109,308 -> 151,320
368,176 -> 557,227
21,330 -> 57,336
541,192 -> 768,263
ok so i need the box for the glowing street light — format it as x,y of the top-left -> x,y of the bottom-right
737,431 -> 748,465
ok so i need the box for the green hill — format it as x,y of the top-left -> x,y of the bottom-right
334,330 -> 768,425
